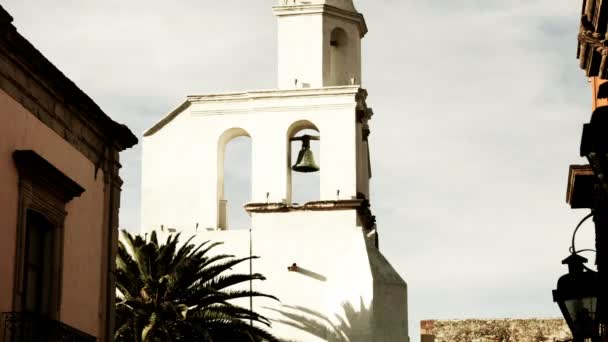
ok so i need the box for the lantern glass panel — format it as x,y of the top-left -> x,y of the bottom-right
564,297 -> 597,337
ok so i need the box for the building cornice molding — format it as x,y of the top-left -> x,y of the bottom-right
244,199 -> 364,213
191,103 -> 355,116
273,4 -> 368,37
143,100 -> 190,137
13,150 -> 85,203
577,1 -> 608,79
0,6 -> 137,174
144,87 -> 368,137
0,27 -> 137,151
188,86 -> 363,102
244,196 -> 376,230
578,28 -> 608,78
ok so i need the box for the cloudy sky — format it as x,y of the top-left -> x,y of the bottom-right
3,0 -> 598,340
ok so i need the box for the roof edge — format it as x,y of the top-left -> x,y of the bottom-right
273,4 -> 367,37
144,87 -> 365,137
144,100 -> 191,137
0,5 -> 137,151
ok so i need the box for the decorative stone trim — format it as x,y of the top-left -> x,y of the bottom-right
362,123 -> 371,141
567,164 -> 595,209
578,7 -> 608,79
578,29 -> 608,78
244,199 -> 364,213
272,4 -> 367,37
191,103 -> 355,116
13,150 -> 85,202
145,86 -> 369,137
244,197 -> 376,230
11,150 -> 84,319
188,86 -> 363,102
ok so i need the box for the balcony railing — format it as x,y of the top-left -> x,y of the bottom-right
1,312 -> 96,342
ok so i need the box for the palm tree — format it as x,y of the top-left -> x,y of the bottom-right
115,230 -> 279,342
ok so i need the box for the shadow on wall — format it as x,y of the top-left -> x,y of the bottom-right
267,298 -> 371,342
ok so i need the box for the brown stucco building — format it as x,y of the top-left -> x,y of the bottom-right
0,5 -> 136,341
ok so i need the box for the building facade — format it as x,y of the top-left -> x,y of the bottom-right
0,6 -> 137,341
567,0 -> 608,340
141,0 -> 409,341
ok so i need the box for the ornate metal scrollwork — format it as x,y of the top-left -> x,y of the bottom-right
2,312 -> 96,342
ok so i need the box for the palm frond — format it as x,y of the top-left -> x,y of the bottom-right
115,229 -> 279,341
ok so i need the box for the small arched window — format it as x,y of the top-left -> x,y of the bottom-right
217,128 -> 252,230
330,27 -> 348,48
329,27 -> 349,85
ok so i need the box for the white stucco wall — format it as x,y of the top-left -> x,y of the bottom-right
277,13 -> 325,89
141,87 -> 367,234
153,208 -> 400,342
274,2 -> 365,89
140,1 -> 408,340
141,86 -> 408,340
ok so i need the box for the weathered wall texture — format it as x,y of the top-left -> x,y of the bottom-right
420,319 -> 572,342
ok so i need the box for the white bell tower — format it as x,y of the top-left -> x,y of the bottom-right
141,1 -> 409,341
275,0 -> 367,88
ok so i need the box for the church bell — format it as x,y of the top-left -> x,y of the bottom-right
291,135 -> 320,173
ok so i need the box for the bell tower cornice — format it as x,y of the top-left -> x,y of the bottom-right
272,4 -> 368,38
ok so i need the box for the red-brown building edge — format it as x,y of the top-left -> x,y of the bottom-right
0,4 -> 136,342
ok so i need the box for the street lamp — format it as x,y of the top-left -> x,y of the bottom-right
553,253 -> 601,341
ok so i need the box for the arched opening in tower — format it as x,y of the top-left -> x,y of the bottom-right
287,120 -> 320,205
218,128 -> 252,230
329,27 -> 349,86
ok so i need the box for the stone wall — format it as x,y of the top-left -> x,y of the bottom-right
420,319 -> 572,342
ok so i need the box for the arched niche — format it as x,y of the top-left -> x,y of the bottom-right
286,120 -> 320,204
329,27 -> 350,85
217,127 -> 252,229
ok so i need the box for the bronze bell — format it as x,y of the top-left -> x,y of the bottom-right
291,135 -> 320,173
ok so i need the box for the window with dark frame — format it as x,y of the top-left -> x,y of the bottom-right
11,150 -> 85,319
23,210 -> 55,315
